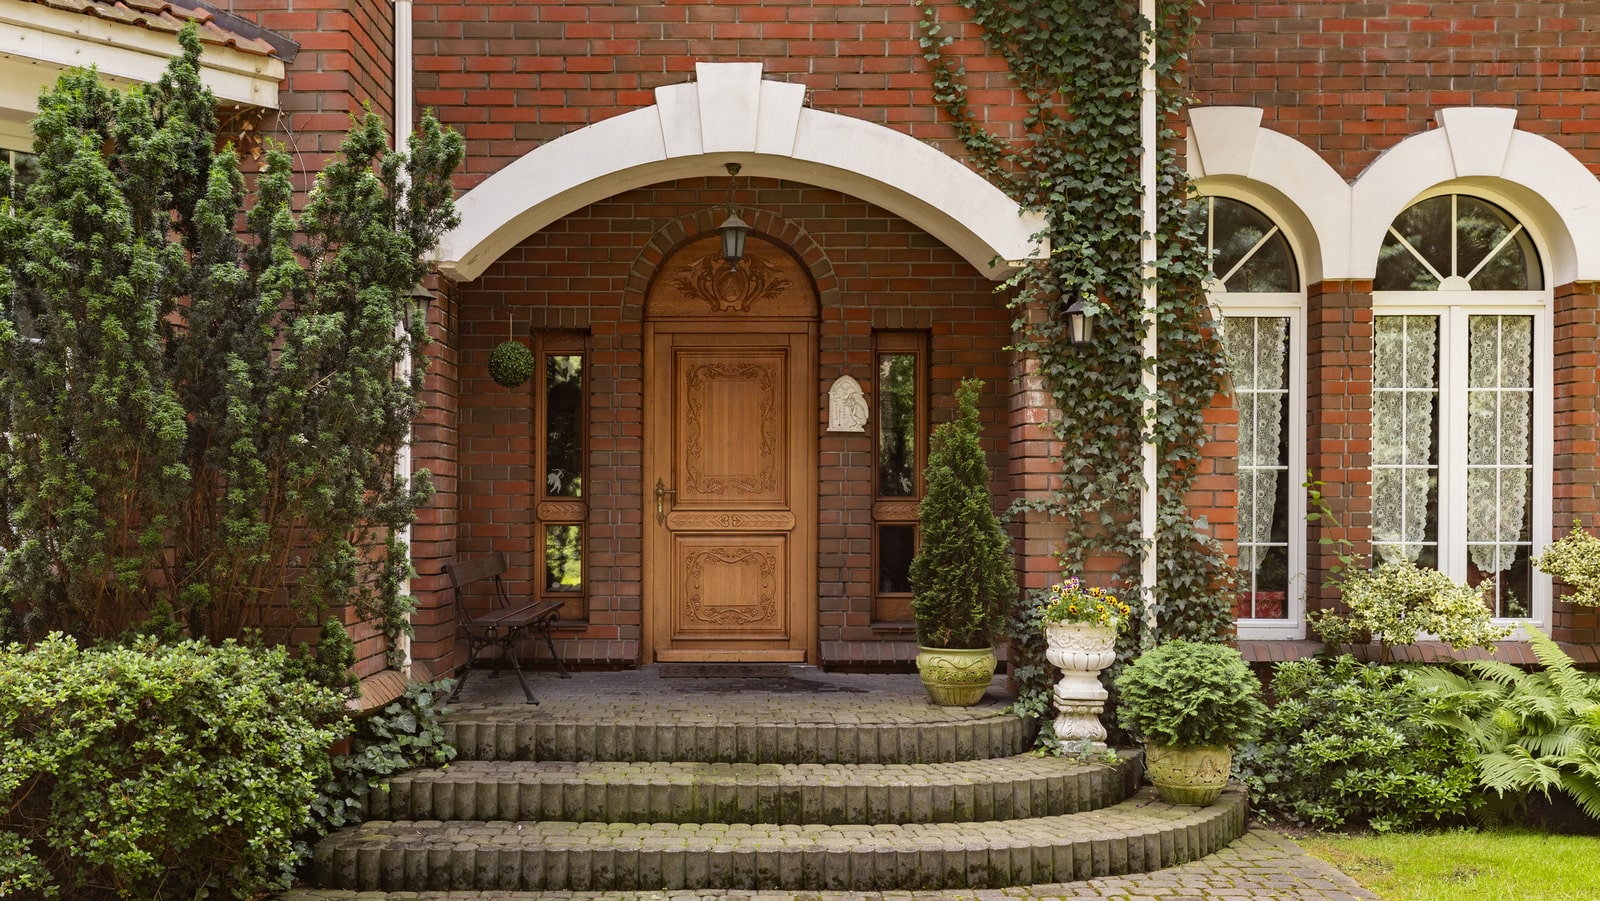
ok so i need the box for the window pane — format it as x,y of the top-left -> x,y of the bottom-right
1201,198 -> 1298,293
1377,197 -> 1450,290
543,524 -> 582,593
545,354 -> 583,497
1457,198 -> 1541,291
4,150 -> 39,200
1465,316 -> 1535,588
1372,316 -> 1441,564
1225,316 -> 1292,621
878,524 -> 915,594
877,353 -> 917,496
1375,195 -> 1543,291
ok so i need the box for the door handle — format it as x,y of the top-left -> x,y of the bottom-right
654,478 -> 677,525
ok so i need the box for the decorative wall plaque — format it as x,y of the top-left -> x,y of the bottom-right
827,375 -> 868,433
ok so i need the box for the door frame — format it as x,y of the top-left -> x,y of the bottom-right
641,318 -> 818,664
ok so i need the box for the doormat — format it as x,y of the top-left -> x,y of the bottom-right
658,663 -> 794,679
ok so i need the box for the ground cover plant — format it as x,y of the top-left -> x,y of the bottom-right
1297,829 -> 1600,901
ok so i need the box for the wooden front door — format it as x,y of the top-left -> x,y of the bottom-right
643,236 -> 817,663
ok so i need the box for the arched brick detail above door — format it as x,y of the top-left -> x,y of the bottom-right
624,208 -> 840,316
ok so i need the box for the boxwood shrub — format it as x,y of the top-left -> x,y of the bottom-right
0,634 -> 348,899
1235,654 -> 1480,832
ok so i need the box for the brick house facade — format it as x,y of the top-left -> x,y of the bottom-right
3,0 -> 1598,678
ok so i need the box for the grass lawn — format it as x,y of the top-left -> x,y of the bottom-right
1296,828 -> 1600,901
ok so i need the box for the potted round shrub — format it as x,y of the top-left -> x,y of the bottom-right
1114,639 -> 1266,804
907,378 -> 1018,706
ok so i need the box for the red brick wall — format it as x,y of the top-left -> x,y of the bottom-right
1553,281 -> 1600,645
1191,1 -> 1600,178
435,178 -> 1013,668
1304,281 -> 1374,613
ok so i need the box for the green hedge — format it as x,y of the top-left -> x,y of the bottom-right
0,635 -> 348,899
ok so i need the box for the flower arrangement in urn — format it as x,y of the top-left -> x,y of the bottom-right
1040,578 -> 1131,629
1039,578 -> 1131,749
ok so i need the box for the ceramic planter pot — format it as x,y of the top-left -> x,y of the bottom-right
914,646 -> 996,706
1043,621 -> 1118,748
1144,742 -> 1232,805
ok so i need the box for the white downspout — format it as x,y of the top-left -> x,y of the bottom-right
394,0 -> 416,673
1139,0 -> 1160,645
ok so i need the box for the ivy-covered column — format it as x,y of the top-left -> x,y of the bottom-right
1305,280 -> 1375,614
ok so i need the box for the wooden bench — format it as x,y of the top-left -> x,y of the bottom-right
442,553 -> 571,704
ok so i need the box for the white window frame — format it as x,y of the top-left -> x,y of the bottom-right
1368,293 -> 1554,631
1202,192 -> 1309,640
1372,186 -> 1554,632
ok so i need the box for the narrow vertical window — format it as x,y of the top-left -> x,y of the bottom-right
1465,315 -> 1535,618
873,332 -> 926,624
535,332 -> 587,619
1224,316 -> 1292,619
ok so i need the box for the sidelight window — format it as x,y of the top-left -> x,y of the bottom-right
873,331 -> 926,624
534,332 -> 587,620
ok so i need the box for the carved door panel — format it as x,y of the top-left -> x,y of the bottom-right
645,328 -> 816,662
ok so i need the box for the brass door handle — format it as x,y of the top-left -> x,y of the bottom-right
654,478 -> 677,525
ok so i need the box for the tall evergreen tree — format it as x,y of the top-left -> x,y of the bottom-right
0,25 -> 463,649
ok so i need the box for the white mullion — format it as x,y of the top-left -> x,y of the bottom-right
1442,309 -> 1467,582
1530,308 -> 1553,630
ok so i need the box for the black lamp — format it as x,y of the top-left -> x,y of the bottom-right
1062,291 -> 1095,347
717,163 -> 751,271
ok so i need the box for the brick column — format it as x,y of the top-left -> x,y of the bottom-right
1552,281 -> 1600,645
409,279 -> 462,676
1305,280 -> 1374,614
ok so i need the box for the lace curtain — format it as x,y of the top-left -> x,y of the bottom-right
1466,316 -> 1533,573
1224,318 -> 1287,574
1372,316 -> 1438,563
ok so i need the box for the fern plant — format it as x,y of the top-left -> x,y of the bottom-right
1414,627 -> 1600,821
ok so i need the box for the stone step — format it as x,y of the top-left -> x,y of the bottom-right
444,707 -> 1030,765
366,754 -> 1140,824
312,786 -> 1247,892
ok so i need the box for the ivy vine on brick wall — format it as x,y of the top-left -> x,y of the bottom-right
916,0 -> 1236,693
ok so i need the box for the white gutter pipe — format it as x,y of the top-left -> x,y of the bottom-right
1139,0 -> 1160,645
394,0 -> 416,673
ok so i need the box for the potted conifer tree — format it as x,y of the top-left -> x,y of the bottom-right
908,378 -> 1018,706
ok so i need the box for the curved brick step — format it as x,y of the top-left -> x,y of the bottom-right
444,706 -> 1029,765
313,786 -> 1246,892
366,753 -> 1140,824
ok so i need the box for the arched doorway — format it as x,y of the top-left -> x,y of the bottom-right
641,234 -> 819,663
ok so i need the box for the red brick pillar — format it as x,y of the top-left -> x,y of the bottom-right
1008,348 -> 1069,595
1552,281 -> 1600,645
409,279 -> 462,676
1305,280 -> 1374,614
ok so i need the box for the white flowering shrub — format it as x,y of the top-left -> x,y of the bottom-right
1533,521 -> 1600,607
1310,558 -> 1511,661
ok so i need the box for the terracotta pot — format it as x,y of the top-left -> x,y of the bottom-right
914,646 -> 996,707
1144,742 -> 1232,806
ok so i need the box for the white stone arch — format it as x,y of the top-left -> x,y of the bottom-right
1351,108 -> 1600,286
1186,107 -> 1348,286
433,62 -> 1046,283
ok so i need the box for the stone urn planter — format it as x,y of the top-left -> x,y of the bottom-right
1043,620 -> 1119,749
1144,743 -> 1233,805
915,646 -> 998,707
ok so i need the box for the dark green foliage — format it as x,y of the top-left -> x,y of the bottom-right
1235,655 -> 1479,832
306,679 -> 457,840
0,25 -> 462,650
1412,628 -> 1600,823
0,634 -> 348,899
919,0 -> 1235,657
909,378 -> 1018,648
286,618 -> 362,697
488,339 -> 536,388
1114,639 -> 1265,748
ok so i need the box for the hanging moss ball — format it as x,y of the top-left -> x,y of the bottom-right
488,340 -> 536,388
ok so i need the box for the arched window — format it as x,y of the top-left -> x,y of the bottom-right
1199,196 -> 1305,639
1371,193 -> 1551,624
